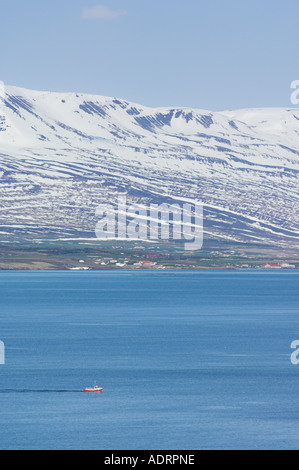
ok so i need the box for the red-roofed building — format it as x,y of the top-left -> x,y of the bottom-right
262,264 -> 282,269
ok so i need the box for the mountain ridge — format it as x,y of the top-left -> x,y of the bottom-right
0,84 -> 298,249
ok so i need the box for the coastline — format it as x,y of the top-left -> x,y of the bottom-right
0,242 -> 298,271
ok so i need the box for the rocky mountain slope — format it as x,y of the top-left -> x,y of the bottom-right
0,85 -> 298,248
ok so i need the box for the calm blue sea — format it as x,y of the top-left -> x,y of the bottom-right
0,270 -> 299,450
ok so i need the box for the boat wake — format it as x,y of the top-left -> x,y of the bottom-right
0,389 -> 83,394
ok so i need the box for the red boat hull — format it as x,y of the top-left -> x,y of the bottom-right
84,388 -> 103,393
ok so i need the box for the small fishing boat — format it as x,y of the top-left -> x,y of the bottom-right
84,382 -> 103,393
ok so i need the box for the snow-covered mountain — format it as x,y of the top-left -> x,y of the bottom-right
0,84 -> 298,248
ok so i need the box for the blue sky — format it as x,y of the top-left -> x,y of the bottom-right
0,0 -> 298,110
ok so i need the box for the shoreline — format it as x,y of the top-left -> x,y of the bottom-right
0,266 -> 297,272
0,243 -> 297,271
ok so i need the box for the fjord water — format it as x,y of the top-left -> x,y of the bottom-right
0,270 -> 299,450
